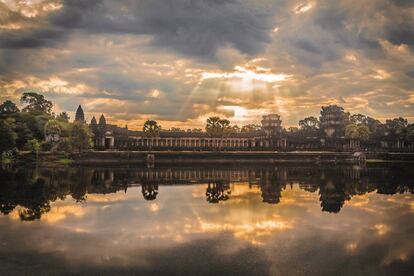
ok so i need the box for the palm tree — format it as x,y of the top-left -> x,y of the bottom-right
205,117 -> 233,150
206,117 -> 221,137
143,120 -> 161,151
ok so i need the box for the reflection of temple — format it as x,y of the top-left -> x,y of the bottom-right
259,170 -> 286,204
319,180 -> 350,213
0,165 -> 413,220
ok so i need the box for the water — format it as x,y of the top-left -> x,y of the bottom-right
0,164 -> 413,275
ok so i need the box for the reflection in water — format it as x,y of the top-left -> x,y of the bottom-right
0,164 -> 413,275
141,183 -> 159,201
206,181 -> 231,203
0,164 -> 413,220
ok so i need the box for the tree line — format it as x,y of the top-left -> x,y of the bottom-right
287,105 -> 414,143
0,92 -> 92,155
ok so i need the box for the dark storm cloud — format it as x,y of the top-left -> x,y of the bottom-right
389,0 -> 414,7
0,27 -> 64,49
271,0 -> 413,68
1,0 -> 412,60
47,0 -> 278,61
386,26 -> 414,50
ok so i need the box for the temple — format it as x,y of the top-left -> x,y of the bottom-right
88,114 -> 287,151
75,105 -> 410,151
79,105 -> 288,150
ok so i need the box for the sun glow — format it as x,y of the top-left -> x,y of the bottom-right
201,66 -> 289,83
200,219 -> 293,245
294,2 -> 314,14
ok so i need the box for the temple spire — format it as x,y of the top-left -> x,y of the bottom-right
99,114 -> 106,126
75,105 -> 85,123
90,116 -> 97,125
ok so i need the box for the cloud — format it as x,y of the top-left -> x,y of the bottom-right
46,0 -> 279,61
0,0 -> 413,128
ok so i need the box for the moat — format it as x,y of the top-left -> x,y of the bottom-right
0,164 -> 413,275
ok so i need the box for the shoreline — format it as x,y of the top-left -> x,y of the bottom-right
9,151 -> 414,167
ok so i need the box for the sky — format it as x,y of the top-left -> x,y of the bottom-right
0,0 -> 413,129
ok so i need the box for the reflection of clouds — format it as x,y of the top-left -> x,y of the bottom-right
85,193 -> 128,202
374,224 -> 390,236
345,242 -> 358,253
0,183 -> 413,273
382,244 -> 414,265
347,194 -> 370,207
41,204 -> 86,224
149,203 -> 160,212
7,203 -> 85,224
199,217 -> 293,245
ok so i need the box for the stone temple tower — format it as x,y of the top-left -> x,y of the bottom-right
75,105 -> 85,123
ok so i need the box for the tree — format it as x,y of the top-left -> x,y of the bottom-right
241,124 -> 261,133
206,117 -> 232,137
187,128 -> 203,133
45,120 -> 62,135
365,117 -> 382,136
13,119 -> 33,149
16,112 -> 49,141
170,127 -> 185,132
206,117 -> 234,150
20,92 -> 53,115
70,122 -> 92,153
56,112 -> 70,122
0,100 -> 19,116
0,119 -> 17,153
320,105 -> 345,116
299,116 -> 319,130
345,123 -> 371,141
219,119 -> 231,138
287,127 -> 299,133
231,125 -> 240,133
385,117 -> 408,139
143,120 -> 161,151
25,139 -> 40,156
299,116 -> 320,137
206,117 -> 222,137
405,123 -> 414,142
350,114 -> 367,125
